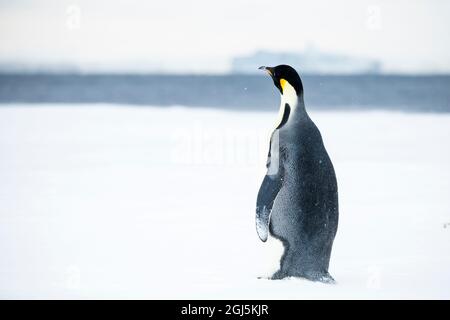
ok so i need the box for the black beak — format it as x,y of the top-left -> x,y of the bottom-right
258,66 -> 274,77
259,66 -> 282,93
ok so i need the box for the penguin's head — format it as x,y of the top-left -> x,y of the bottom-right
258,64 -> 303,97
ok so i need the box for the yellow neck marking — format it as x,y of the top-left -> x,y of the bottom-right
280,78 -> 287,92
273,79 -> 298,131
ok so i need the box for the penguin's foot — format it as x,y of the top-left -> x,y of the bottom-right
266,269 -> 336,283
270,270 -> 288,280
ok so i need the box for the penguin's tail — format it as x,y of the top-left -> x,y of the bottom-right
304,271 -> 336,284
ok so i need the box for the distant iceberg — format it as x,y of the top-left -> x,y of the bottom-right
231,48 -> 381,74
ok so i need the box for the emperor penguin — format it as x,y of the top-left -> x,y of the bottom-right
256,65 -> 338,283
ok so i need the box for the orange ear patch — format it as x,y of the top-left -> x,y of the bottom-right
280,79 -> 287,92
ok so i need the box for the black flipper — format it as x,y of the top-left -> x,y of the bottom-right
256,129 -> 284,242
256,175 -> 282,241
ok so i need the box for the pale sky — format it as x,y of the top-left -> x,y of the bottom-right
0,0 -> 449,73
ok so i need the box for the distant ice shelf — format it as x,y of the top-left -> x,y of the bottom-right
231,49 -> 381,74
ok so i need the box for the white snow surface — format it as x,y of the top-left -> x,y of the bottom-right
0,104 -> 449,299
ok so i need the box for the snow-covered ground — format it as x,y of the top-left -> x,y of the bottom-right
0,104 -> 449,299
